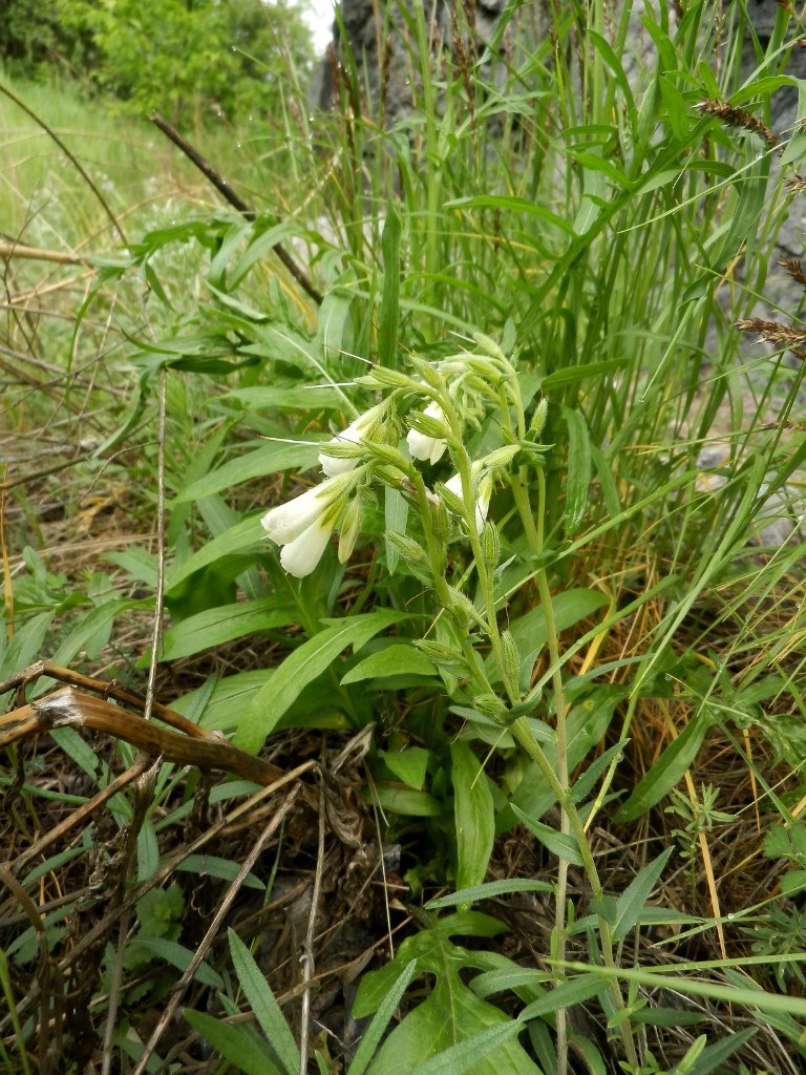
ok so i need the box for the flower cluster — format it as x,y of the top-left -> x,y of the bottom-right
261,474 -> 353,578
261,340 -> 521,578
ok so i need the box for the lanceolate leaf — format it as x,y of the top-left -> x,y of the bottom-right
452,742 -> 495,891
349,960 -> 418,1075
228,929 -> 300,1075
235,610 -> 406,752
510,806 -> 585,866
183,1010 -> 283,1075
176,440 -> 324,503
378,202 -> 402,369
160,598 -> 298,661
408,1022 -> 524,1075
341,643 -> 437,684
561,406 -> 592,534
611,847 -> 674,942
165,515 -> 265,595
614,708 -> 712,823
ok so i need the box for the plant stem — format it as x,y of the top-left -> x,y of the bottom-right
511,464 -> 638,1070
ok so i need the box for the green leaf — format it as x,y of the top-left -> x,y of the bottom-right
688,1028 -> 757,1075
341,644 -> 437,684
445,194 -> 575,237
452,742 -> 495,891
52,598 -> 150,666
372,786 -> 444,816
349,960 -> 418,1075
235,611 -> 406,752
570,960 -> 806,1018
366,975 -> 538,1074
510,807 -> 585,866
380,747 -> 430,790
126,937 -> 222,988
384,485 -> 408,574
165,515 -> 265,595
378,202 -> 402,369
518,973 -> 606,1020
228,929 -> 300,1075
613,709 -> 712,823
541,358 -> 627,390
0,611 -> 54,704
176,857 -> 264,890
409,1022 -> 524,1075
183,1010 -> 283,1075
427,879 -> 553,910
223,385 -> 346,411
561,406 -> 592,534
570,740 -> 627,803
49,727 -> 100,782
175,440 -> 324,503
160,598 -> 298,661
612,847 -> 674,941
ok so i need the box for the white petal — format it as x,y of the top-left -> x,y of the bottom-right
320,453 -> 360,477
261,484 -> 327,544
406,403 -> 447,464
476,476 -> 492,533
319,404 -> 383,475
444,471 -> 489,533
444,472 -> 463,498
279,519 -> 333,577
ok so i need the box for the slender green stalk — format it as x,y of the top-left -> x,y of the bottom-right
510,464 -> 638,1070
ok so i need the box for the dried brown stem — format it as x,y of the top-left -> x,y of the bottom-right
1,686 -> 300,791
0,240 -> 93,265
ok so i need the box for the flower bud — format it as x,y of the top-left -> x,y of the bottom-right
500,629 -> 522,699
473,693 -> 508,719
472,332 -> 507,363
426,495 -> 449,553
386,529 -> 427,565
413,639 -> 465,665
444,584 -> 481,622
366,441 -> 413,474
409,357 -> 444,392
529,398 -> 549,439
357,367 -> 415,389
337,496 -> 362,563
481,521 -> 500,570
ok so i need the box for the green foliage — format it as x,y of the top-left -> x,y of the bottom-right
353,913 -> 541,1074
10,0 -> 316,127
0,0 -> 98,80
3,1 -> 806,1072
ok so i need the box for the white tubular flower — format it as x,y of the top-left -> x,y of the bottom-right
262,474 -> 350,577
407,400 -> 448,464
319,404 -> 384,477
280,518 -> 334,578
444,470 -> 491,534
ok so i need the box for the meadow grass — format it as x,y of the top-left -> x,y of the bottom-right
1,3 -> 806,1073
